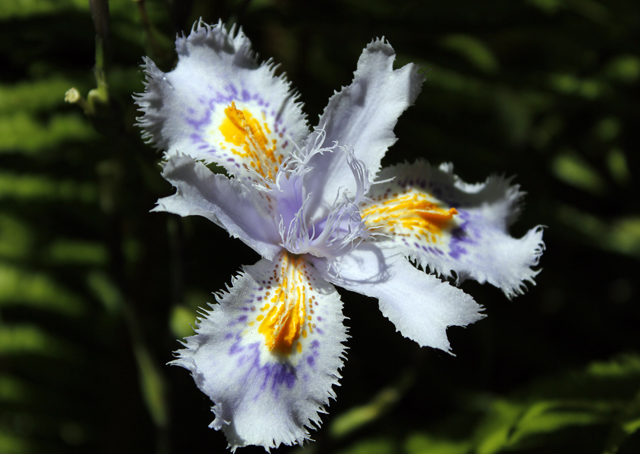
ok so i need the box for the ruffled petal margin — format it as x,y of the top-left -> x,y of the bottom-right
135,20 -> 309,184
365,160 -> 545,298
303,39 -> 424,210
315,244 -> 484,353
154,154 -> 282,261
172,252 -> 347,451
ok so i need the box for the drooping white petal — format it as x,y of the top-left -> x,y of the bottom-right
154,154 -> 282,260
314,243 -> 484,353
303,39 -> 424,209
364,160 -> 545,298
172,252 -> 347,451
135,20 -> 308,184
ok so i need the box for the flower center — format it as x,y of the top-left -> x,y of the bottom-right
361,190 -> 458,243
219,102 -> 283,181
257,252 -> 308,355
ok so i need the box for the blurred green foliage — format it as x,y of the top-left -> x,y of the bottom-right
0,0 -> 639,453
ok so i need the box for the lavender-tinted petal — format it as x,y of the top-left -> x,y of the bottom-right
172,253 -> 347,451
303,39 -> 424,212
366,160 -> 545,298
135,20 -> 308,184
155,154 -> 282,261
314,244 -> 484,353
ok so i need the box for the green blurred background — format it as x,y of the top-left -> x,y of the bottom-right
1,0 -> 639,453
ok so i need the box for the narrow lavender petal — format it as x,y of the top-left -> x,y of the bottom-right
303,39 -> 424,215
155,154 -> 282,261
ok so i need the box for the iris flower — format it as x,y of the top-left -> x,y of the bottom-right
136,20 -> 544,451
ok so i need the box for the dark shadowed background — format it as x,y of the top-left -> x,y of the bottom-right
1,0 -> 639,453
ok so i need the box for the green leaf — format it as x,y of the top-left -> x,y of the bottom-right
0,431 -> 28,454
0,0 -> 87,19
0,324 -> 73,357
470,355 -> 640,453
607,148 -> 630,185
169,305 -> 196,339
552,150 -> 606,194
336,438 -> 397,454
0,78 -> 83,115
0,172 -> 96,202
0,215 -> 33,260
0,264 -> 85,316
86,271 -> 122,315
556,204 -> 640,258
47,239 -> 107,265
134,345 -> 169,429
0,375 -> 29,403
406,433 -> 471,454
0,112 -> 97,154
331,370 -> 414,438
440,35 -> 499,74
604,55 -> 640,83
474,399 -> 524,454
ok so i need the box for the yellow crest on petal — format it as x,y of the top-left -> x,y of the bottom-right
217,102 -> 284,181
240,252 -> 320,358
259,253 -> 307,355
362,189 -> 458,244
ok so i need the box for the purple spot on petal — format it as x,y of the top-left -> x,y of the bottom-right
229,336 -> 243,355
185,109 -> 212,132
449,222 -> 475,259
449,247 -> 467,259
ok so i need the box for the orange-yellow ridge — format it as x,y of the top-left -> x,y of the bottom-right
258,253 -> 308,355
362,191 -> 458,241
218,102 -> 282,181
